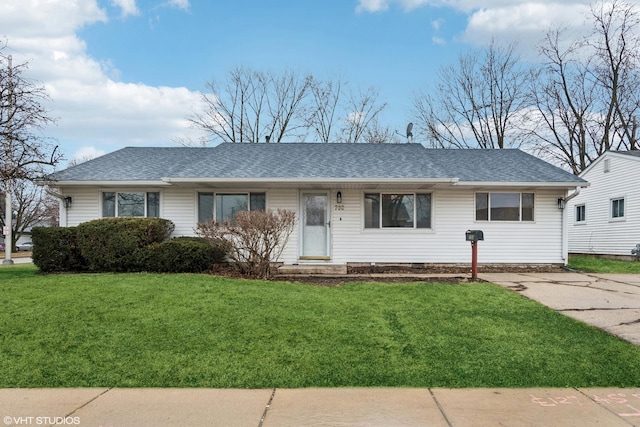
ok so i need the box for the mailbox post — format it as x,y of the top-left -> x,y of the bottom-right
465,230 -> 484,280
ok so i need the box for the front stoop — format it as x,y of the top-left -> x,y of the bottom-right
278,264 -> 348,275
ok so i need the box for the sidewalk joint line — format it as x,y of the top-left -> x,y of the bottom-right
64,387 -> 113,420
428,388 -> 453,427
576,387 -> 636,426
257,388 -> 276,427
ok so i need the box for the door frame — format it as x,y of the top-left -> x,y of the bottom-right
299,191 -> 331,260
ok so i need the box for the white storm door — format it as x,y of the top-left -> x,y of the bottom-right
301,193 -> 330,258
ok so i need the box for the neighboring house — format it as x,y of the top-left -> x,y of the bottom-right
43,143 -> 586,266
567,150 -> 640,258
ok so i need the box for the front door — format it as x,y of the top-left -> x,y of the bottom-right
301,193 -> 330,259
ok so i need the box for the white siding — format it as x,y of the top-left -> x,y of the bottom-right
568,153 -> 640,256
330,189 -> 564,264
63,188 -> 100,226
58,185 -> 567,264
163,189 -> 195,237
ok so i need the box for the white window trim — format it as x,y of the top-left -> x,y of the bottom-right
362,191 -> 434,231
100,190 -> 162,218
474,192 -> 536,222
610,196 -> 626,222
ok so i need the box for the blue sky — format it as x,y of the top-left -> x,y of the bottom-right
0,0 -> 615,165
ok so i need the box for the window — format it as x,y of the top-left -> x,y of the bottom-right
102,192 -> 160,218
364,193 -> 431,229
475,192 -> 535,222
611,198 -> 625,219
575,204 -> 586,223
198,192 -> 266,223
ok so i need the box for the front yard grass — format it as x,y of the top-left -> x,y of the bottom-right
1,265 -> 640,388
568,254 -> 640,274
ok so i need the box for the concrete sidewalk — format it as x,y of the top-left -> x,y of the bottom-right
481,272 -> 640,346
2,387 -> 640,426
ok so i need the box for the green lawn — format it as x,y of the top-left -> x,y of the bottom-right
568,254 -> 640,273
1,265 -> 640,388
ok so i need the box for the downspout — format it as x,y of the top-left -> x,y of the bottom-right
559,187 -> 582,264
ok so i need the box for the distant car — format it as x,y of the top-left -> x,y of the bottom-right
16,242 -> 33,252
0,243 -> 4,251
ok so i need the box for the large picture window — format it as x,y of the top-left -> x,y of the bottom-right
198,192 -> 266,223
475,192 -> 534,222
364,193 -> 432,229
102,192 -> 160,218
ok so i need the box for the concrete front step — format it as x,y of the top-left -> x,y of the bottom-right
278,264 -> 348,275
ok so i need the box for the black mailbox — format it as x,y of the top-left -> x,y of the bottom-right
465,230 -> 484,242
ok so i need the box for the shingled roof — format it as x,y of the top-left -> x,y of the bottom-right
47,143 -> 586,186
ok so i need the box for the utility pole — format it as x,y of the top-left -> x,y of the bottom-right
3,55 -> 13,265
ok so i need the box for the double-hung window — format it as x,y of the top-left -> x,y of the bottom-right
611,198 -> 625,220
198,192 -> 266,223
475,192 -> 534,221
102,192 -> 160,217
364,193 -> 432,229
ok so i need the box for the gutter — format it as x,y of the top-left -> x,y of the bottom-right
161,177 -> 461,185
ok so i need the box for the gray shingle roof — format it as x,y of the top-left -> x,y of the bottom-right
47,143 -> 586,185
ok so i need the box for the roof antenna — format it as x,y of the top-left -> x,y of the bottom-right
265,135 -> 271,143
406,123 -> 414,143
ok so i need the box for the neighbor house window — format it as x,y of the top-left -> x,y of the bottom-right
364,193 -> 432,229
611,198 -> 625,220
475,192 -> 535,221
198,192 -> 266,223
575,204 -> 586,223
102,192 -> 160,218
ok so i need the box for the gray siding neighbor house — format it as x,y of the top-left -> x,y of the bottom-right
43,143 -> 587,267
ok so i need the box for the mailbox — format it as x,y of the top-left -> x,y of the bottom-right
465,230 -> 484,242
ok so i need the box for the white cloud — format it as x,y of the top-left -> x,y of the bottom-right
71,146 -> 106,163
0,0 -> 206,160
112,0 -> 139,17
460,3 -> 592,46
356,0 -> 389,13
167,0 -> 190,11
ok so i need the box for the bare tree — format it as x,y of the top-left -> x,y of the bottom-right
413,40 -> 532,149
306,77 -> 342,143
0,180 -> 58,250
338,87 -> 388,143
190,68 -> 393,144
530,0 -> 640,173
188,67 -> 312,143
1,43 -> 60,256
1,46 -> 60,181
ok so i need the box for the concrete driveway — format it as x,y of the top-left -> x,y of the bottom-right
480,272 -> 640,346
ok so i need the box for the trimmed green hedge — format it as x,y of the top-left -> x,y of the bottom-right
76,218 -> 175,272
145,237 -> 226,273
32,219 -> 226,274
31,227 -> 87,273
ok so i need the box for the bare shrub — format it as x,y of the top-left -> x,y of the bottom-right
196,209 -> 296,279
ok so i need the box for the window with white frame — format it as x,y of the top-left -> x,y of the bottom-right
102,192 -> 160,218
198,192 -> 266,223
364,193 -> 432,229
475,192 -> 534,221
575,204 -> 586,223
611,197 -> 625,220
